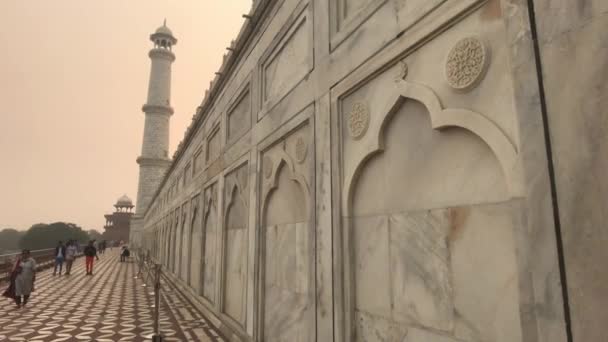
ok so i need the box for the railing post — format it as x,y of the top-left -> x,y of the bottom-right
152,263 -> 163,342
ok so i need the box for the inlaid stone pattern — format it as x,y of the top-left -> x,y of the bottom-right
348,102 -> 370,139
445,36 -> 489,91
0,250 -> 214,341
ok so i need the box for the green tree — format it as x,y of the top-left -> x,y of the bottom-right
0,228 -> 25,253
19,222 -> 89,250
88,229 -> 103,241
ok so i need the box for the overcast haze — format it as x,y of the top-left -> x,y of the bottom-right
0,1 -> 251,231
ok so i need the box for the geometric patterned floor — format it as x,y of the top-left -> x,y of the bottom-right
0,249 -> 224,341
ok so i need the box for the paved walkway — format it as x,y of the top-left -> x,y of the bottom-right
0,249 -> 224,341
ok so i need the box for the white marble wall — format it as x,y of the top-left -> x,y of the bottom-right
222,164 -> 249,326
135,0 -> 586,340
532,0 -> 608,340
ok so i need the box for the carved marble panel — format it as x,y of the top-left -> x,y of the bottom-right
393,0 -> 444,32
347,96 -> 509,215
227,87 -> 251,144
202,183 -> 219,303
179,203 -> 190,280
450,204 -> 522,342
222,163 -> 249,325
342,0 -> 372,20
193,147 -> 203,174
352,210 -> 453,338
189,196 -> 202,292
259,122 -> 314,342
338,63 -> 521,340
260,4 -> 312,113
206,126 -> 221,163
329,0 -> 387,49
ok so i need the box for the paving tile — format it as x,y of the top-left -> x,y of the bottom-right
0,249 -> 221,341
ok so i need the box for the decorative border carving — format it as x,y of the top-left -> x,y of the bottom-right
294,136 -> 308,163
347,102 -> 370,140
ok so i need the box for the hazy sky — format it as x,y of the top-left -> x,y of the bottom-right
0,1 -> 251,231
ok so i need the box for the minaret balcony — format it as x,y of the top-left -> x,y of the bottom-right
142,104 -> 174,115
149,48 -> 175,61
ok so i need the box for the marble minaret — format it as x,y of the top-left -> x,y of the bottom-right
132,21 -> 177,245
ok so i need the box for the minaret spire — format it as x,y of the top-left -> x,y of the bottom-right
131,22 -> 177,246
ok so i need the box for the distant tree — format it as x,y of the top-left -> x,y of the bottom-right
0,228 -> 25,253
88,229 -> 103,241
19,222 -> 89,250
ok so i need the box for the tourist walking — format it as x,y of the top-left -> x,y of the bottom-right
83,241 -> 99,275
53,241 -> 66,276
2,249 -> 36,308
65,240 -> 78,275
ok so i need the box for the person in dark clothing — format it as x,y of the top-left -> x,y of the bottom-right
120,246 -> 130,262
83,241 -> 99,275
53,241 -> 66,276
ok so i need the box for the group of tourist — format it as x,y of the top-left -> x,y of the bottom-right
1,238 -> 135,309
52,240 -> 102,277
2,239 -> 105,308
52,240 -> 78,276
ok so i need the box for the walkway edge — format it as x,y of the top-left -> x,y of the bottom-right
161,271 -> 242,342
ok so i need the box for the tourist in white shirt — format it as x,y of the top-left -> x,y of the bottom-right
64,240 -> 78,275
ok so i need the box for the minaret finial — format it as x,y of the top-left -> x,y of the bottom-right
163,18 -> 167,26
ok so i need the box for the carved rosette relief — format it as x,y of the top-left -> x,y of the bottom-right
263,156 -> 273,179
295,136 -> 308,163
445,37 -> 489,91
348,102 -> 370,140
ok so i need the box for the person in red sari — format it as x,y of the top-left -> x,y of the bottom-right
2,249 -> 36,308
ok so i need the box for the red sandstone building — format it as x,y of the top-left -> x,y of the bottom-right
103,195 -> 134,243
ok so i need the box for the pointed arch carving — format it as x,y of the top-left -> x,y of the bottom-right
343,80 -> 522,215
187,194 -> 201,287
222,175 -> 249,326
201,182 -> 219,303
261,149 -> 310,220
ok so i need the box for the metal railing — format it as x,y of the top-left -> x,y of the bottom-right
134,248 -> 164,342
0,248 -> 56,282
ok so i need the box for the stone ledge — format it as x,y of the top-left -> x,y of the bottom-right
136,157 -> 172,167
149,48 -> 176,61
142,104 -> 174,115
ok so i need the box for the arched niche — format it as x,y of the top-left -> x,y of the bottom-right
202,189 -> 218,303
259,154 -> 313,342
222,184 -> 248,325
172,211 -> 180,273
188,199 -> 201,289
180,207 -> 190,280
341,81 -> 522,342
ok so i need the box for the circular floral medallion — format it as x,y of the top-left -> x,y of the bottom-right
295,137 -> 307,163
348,102 -> 369,140
263,156 -> 273,179
445,37 -> 489,91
